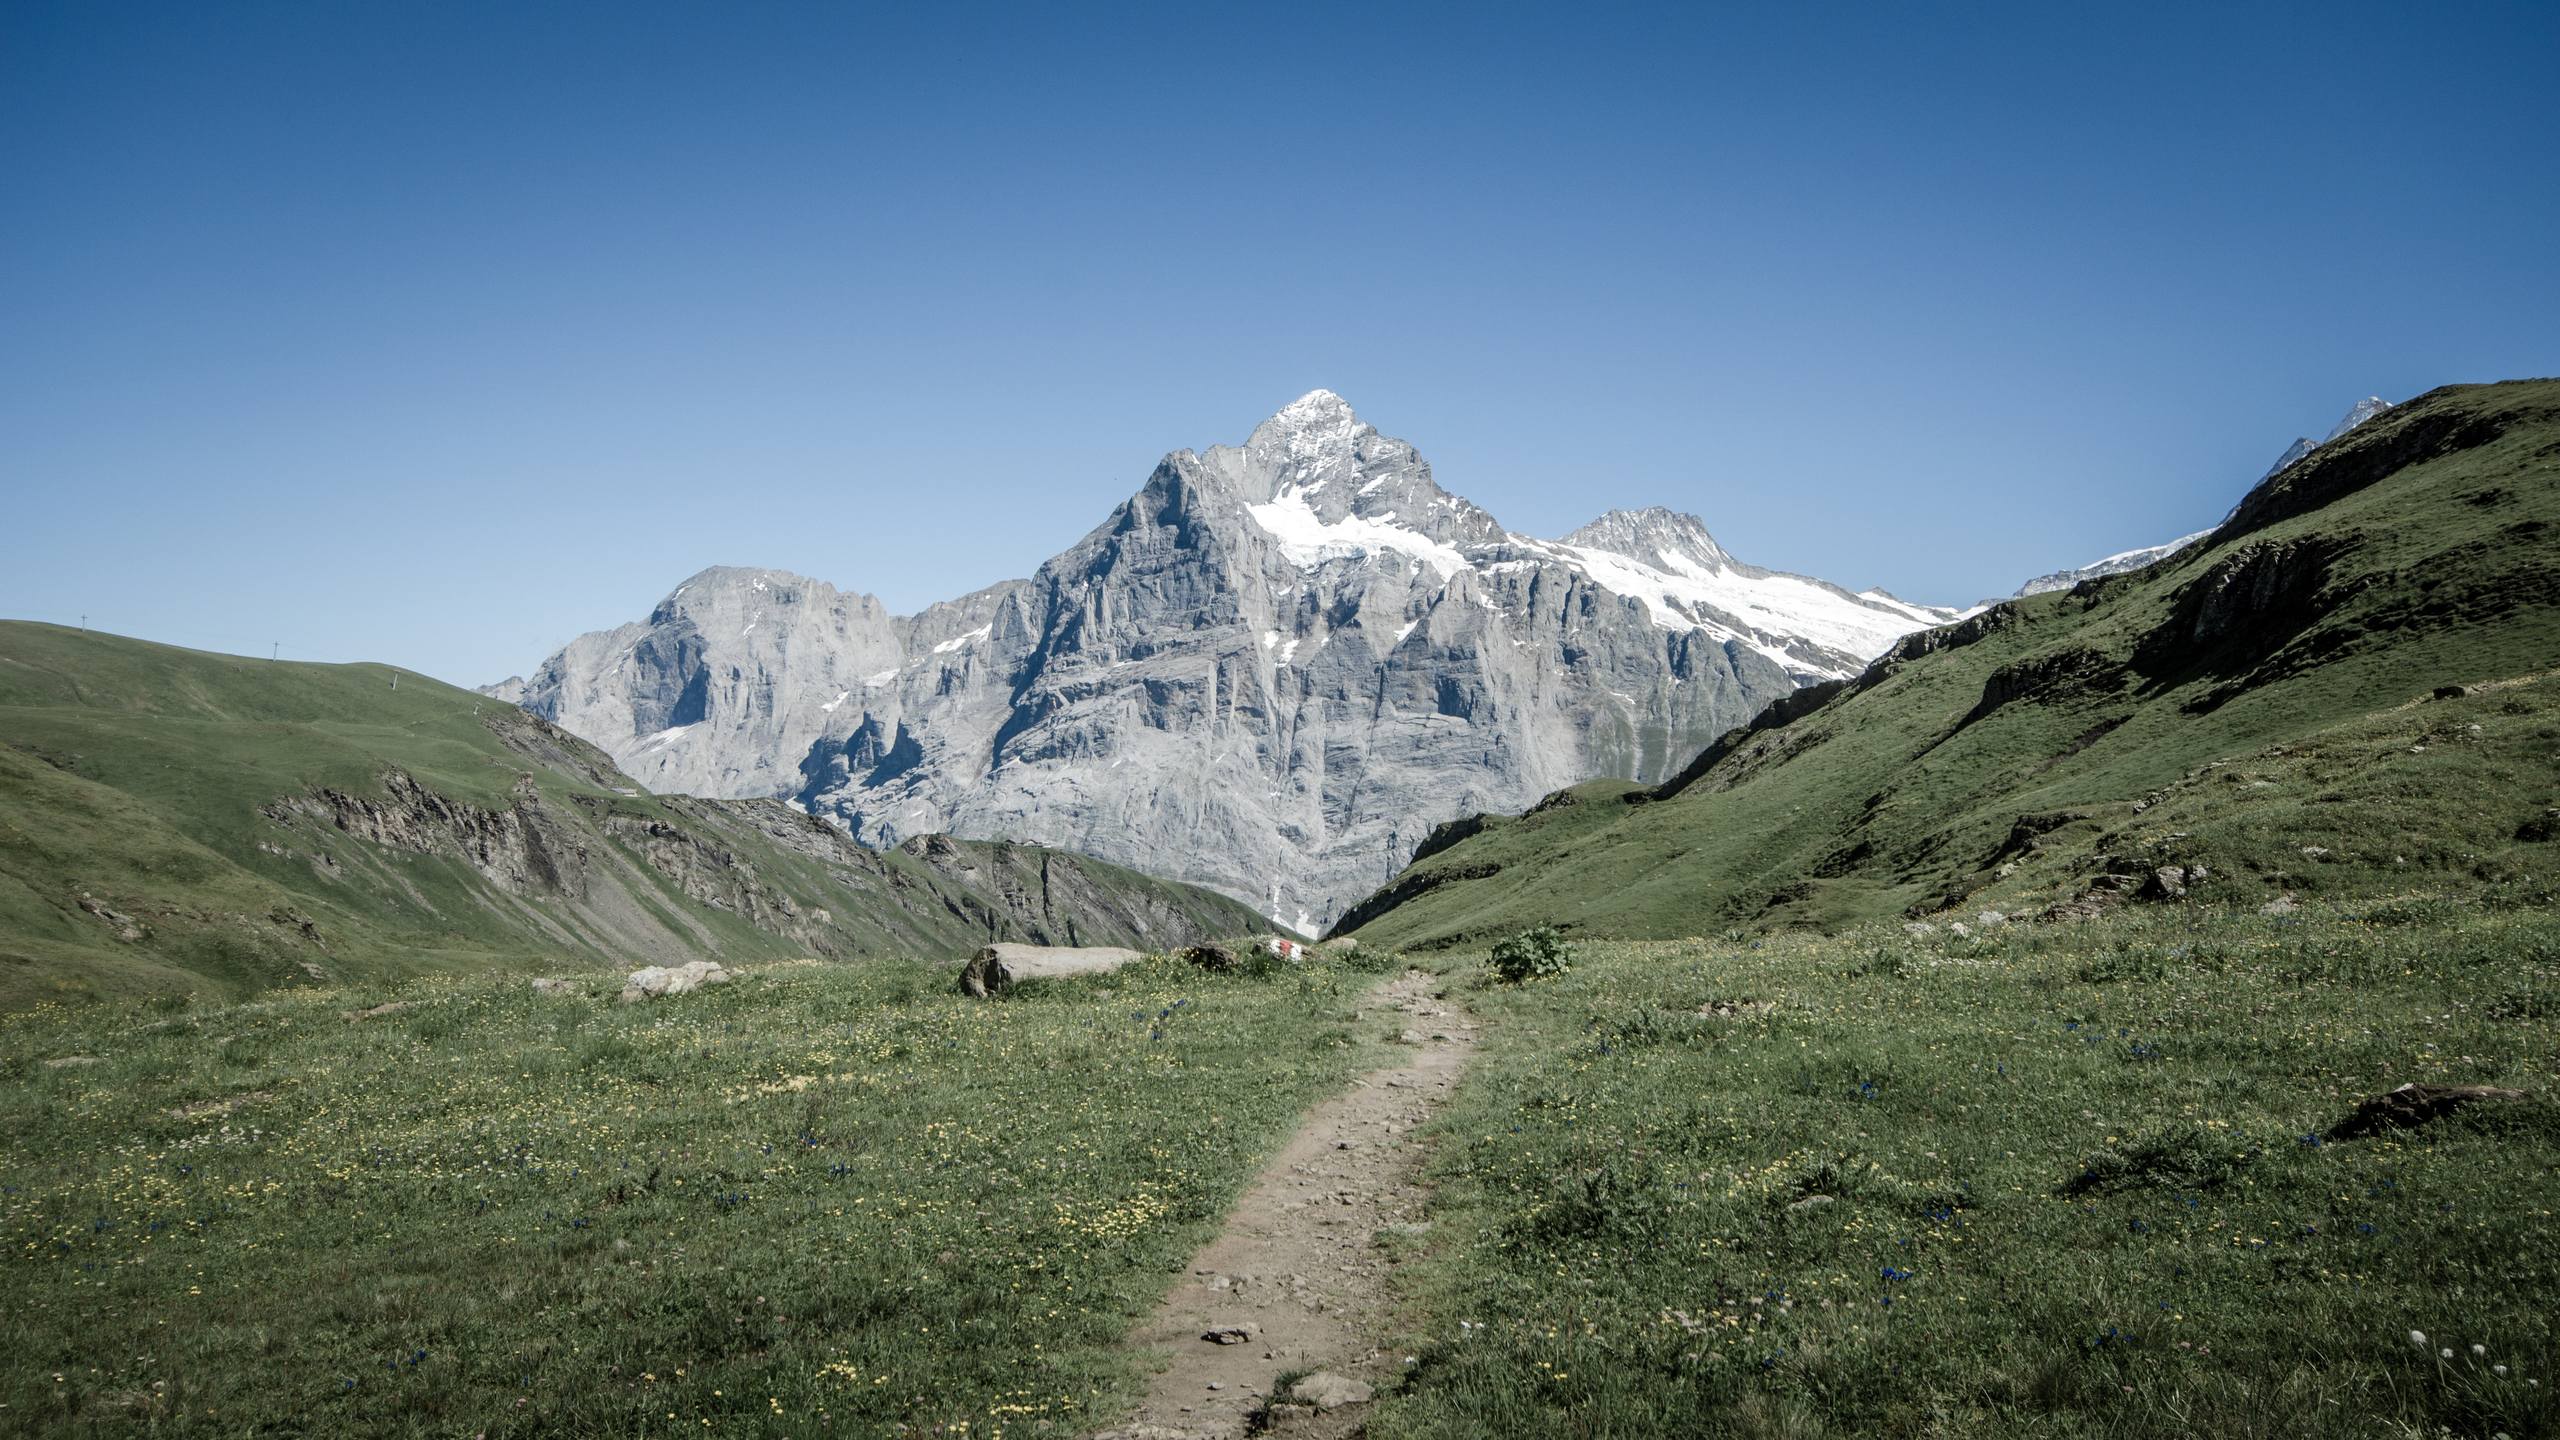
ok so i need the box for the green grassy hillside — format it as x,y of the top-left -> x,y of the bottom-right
0,624 -> 1270,1008
1341,378 -> 2560,949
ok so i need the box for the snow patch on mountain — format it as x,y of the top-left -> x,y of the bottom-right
2011,530 -> 2215,598
1247,486 -> 1473,578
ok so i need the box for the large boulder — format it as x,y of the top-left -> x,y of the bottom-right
959,943 -> 1145,997
620,960 -> 733,1004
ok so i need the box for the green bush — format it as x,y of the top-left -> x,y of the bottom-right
1489,926 -> 1574,983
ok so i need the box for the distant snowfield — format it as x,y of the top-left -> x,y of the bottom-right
1241,491 -> 1964,680
1537,538 -> 1957,673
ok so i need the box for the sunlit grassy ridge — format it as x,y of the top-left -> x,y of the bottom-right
0,951 -> 1395,1436
1341,378 -> 2560,948
0,622 -> 1270,1008
1371,904 -> 2558,1439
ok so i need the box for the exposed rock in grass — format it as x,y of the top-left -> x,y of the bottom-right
2139,866 -> 2190,901
1176,942 -> 1238,972
1284,1371 -> 1373,1410
2326,1082 -> 2530,1140
344,1001 -> 419,1022
76,894 -> 146,942
529,977 -> 582,997
958,944 -> 1142,997
169,1090 -> 270,1121
41,1056 -> 100,1069
2260,893 -> 2301,915
619,960 -> 732,1003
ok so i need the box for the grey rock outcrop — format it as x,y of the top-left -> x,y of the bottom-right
957,943 -> 1146,997
497,392 -> 1969,928
620,960 -> 731,1003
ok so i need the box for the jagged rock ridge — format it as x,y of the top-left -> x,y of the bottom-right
498,392 -> 1967,928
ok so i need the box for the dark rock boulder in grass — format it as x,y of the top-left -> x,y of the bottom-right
2326,1083 -> 2531,1140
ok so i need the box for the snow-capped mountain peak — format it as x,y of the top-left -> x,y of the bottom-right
1241,388 -> 1372,487
2325,396 -> 2392,442
501,393 -> 1975,931
2263,395 -> 2395,481
1560,507 -> 1736,576
2010,392 -> 2399,600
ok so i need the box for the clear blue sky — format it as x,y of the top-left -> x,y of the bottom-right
4,1 -> 2555,685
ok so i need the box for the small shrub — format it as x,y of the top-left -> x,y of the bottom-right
1489,926 -> 1574,983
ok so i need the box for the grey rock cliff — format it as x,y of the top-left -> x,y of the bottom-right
497,392 -> 1964,929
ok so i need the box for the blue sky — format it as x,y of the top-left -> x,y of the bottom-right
4,1 -> 2555,685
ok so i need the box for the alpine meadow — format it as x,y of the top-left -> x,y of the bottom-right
6,5 -> 2560,1438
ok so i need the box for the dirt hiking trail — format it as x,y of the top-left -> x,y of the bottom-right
1093,967 -> 1476,1439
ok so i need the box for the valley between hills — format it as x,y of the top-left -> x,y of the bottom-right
1,380 -> 2554,1438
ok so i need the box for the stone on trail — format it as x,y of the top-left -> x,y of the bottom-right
619,959 -> 733,1004
1201,1325 -> 1255,1345
1285,1372 -> 1374,1410
959,943 -> 1145,997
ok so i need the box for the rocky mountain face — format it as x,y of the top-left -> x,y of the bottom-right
2007,396 -> 2395,599
497,393 -> 1967,930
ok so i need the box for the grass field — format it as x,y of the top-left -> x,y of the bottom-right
1368,903 -> 2558,1438
0,948 -> 1396,1437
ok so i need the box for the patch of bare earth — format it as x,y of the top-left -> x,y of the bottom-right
1094,967 -> 1475,1440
